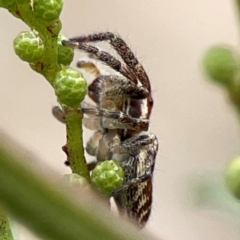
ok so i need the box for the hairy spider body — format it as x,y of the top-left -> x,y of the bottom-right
54,32 -> 158,228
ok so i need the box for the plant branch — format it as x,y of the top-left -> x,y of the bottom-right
65,108 -> 90,180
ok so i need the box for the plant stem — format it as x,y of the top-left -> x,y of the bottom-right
3,0 -> 88,180
65,107 -> 90,180
10,1 -> 61,85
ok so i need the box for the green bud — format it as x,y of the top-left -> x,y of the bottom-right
91,160 -> 124,195
57,34 -> 74,65
13,31 -> 44,63
63,173 -> 89,187
225,156 -> 240,199
203,45 -> 239,85
0,0 -> 16,9
54,67 -> 87,107
227,72 -> 240,105
33,0 -> 63,22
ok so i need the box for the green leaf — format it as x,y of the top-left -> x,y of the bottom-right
0,131 -> 154,240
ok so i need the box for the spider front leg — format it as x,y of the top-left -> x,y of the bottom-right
65,32 -> 151,91
82,107 -> 149,132
52,104 -> 102,162
63,40 -> 136,83
76,57 -> 101,77
52,102 -> 100,131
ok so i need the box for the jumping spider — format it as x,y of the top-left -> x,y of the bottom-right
53,32 -> 158,228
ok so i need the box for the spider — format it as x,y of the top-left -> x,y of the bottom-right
53,32 -> 158,228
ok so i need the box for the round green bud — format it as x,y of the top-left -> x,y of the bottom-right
0,0 -> 17,9
63,173 -> 89,187
33,0 -> 63,22
54,67 -> 87,107
91,160 -> 124,195
57,34 -> 74,65
203,45 -> 239,85
13,31 -> 44,63
225,156 -> 240,200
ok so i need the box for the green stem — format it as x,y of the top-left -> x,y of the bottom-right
0,131 -> 152,240
3,0 -> 88,180
0,208 -> 14,240
9,1 -> 61,85
65,108 -> 90,180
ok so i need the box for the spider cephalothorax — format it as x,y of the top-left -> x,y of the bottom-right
54,32 -> 158,228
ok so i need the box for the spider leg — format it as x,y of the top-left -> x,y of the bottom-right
113,133 -> 158,176
118,132 -> 157,154
63,40 -> 136,83
62,143 -> 97,170
66,32 -> 150,91
82,107 -> 149,131
52,106 -> 65,123
85,130 -> 103,156
52,103 -> 102,131
76,58 -> 101,77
